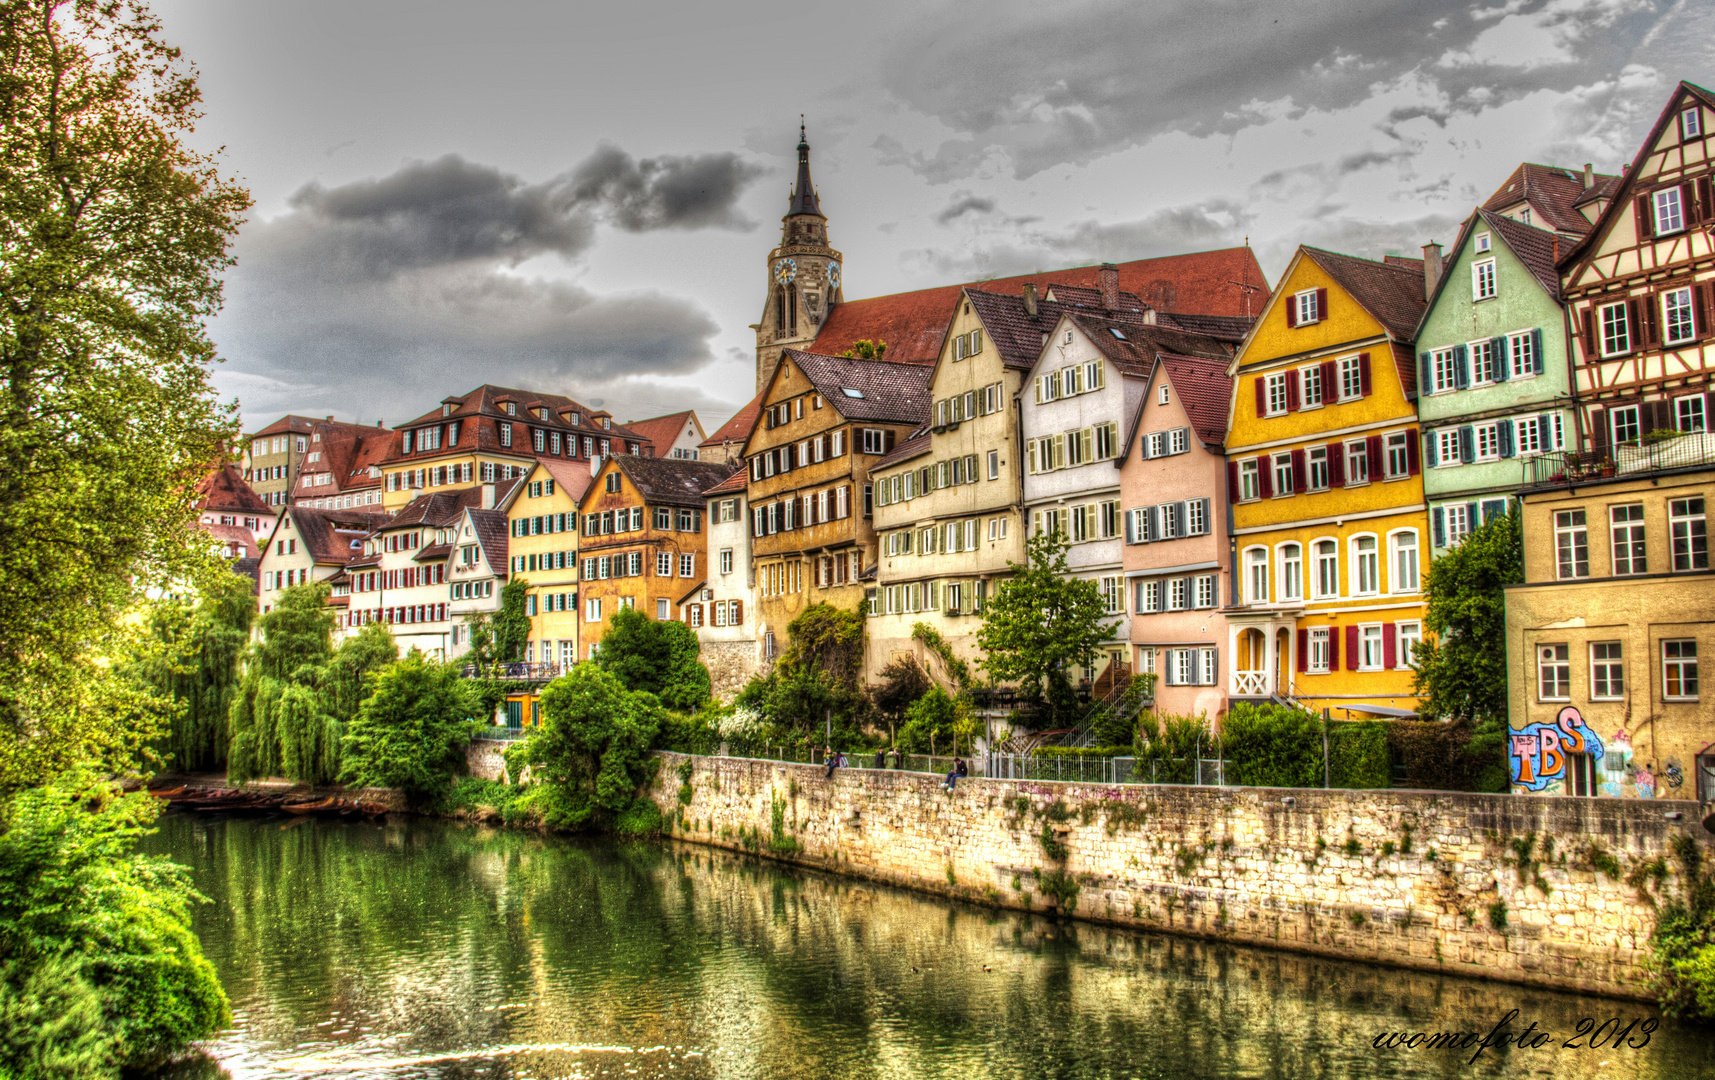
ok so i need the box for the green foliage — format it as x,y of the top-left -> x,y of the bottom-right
779,602 -> 866,690
512,663 -> 665,831
596,606 -> 711,711
0,953 -> 116,1079
0,0 -> 250,792
898,684 -> 956,754
1382,718 -> 1505,792
1033,745 -> 1131,759
1648,835 -> 1715,1018
838,339 -> 887,360
338,653 -> 475,807
911,622 -> 971,691
1087,672 -> 1156,748
872,656 -> 931,722
1327,722 -> 1391,788
1133,712 -> 1206,785
614,798 -> 664,836
0,775 -> 230,1075
465,578 -> 532,670
1414,510 -> 1521,725
1488,900 -> 1509,931
1217,703 -> 1325,788
977,529 -> 1114,724
324,622 -> 401,726
135,569 -> 254,773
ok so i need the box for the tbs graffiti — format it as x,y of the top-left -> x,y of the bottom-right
1510,706 -> 1605,792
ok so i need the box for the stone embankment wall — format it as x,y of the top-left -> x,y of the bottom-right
651,752 -> 1713,1000
468,740 -> 510,781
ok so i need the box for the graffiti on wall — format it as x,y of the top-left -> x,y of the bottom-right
1510,706 -> 1605,792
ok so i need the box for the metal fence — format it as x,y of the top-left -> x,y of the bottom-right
1527,433 -> 1715,487
985,754 -> 1237,786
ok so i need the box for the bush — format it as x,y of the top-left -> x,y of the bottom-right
899,685 -> 956,754
338,653 -> 476,807
0,776 -> 230,1076
1033,746 -> 1131,759
1220,703 -> 1325,788
510,663 -> 665,832
1649,836 -> 1715,1018
596,607 -> 711,711
1134,712 -> 1206,784
614,797 -> 664,836
1328,722 -> 1391,788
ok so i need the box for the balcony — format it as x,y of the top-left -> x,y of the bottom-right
1526,433 -> 1715,488
457,662 -> 561,682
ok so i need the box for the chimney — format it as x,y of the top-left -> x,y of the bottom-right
1584,162 -> 1595,188
326,415 -> 333,421
1022,282 -> 1038,317
1421,241 -> 1444,300
480,483 -> 496,510
1098,263 -> 1120,310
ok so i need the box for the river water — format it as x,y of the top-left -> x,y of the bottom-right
142,813 -> 1715,1080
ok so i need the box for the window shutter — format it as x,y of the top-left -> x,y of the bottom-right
1432,507 -> 1446,547
1453,344 -> 1469,389
1579,308 -> 1597,359
1320,360 -> 1337,397
1327,626 -> 1340,671
1344,626 -> 1360,670
1490,336 -> 1509,381
1329,444 -> 1345,488
1406,428 -> 1420,475
1296,629 -> 1309,672
1254,378 -> 1266,417
1365,435 -> 1382,476
1499,418 -> 1515,458
1698,282 -> 1715,339
1590,407 -> 1607,455
1174,502 -> 1187,536
1383,623 -> 1398,670
1358,352 -> 1372,396
1683,182 -> 1699,225
1636,193 -> 1655,240
1643,292 -> 1662,348
1315,287 -> 1328,321
1286,370 -> 1300,411
1286,300 -> 1297,328
1531,327 -> 1545,372
1257,458 -> 1273,498
1697,177 -> 1713,224
1139,433 -> 1153,460
1458,425 -> 1475,464
1482,498 -> 1506,524
1419,351 -> 1431,390
1626,298 -> 1641,352
1124,509 -> 1136,544
1227,461 -> 1240,500
1291,449 -> 1306,491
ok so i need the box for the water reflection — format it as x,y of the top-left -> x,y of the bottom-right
142,815 -> 1715,1080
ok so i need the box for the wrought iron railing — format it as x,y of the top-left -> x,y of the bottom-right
457,662 -> 562,681
1527,433 -> 1715,487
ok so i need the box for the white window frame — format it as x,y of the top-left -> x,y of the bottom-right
1611,404 -> 1641,447
1664,286 -> 1697,346
1677,393 -> 1707,434
1590,641 -> 1625,701
1298,363 -> 1323,408
1312,538 -> 1339,600
1600,302 -> 1631,357
1472,258 -> 1496,301
1244,546 -> 1269,606
1389,529 -> 1420,594
1663,639 -> 1700,701
1308,628 -> 1331,674
1239,458 -> 1260,501
1654,187 -> 1685,235
1278,542 -> 1303,602
1265,372 -> 1288,416
1294,289 -> 1319,324
1350,534 -> 1380,596
1307,446 -> 1329,490
1538,643 -> 1571,701
1396,622 -> 1422,670
1431,348 -> 1458,394
1683,107 -> 1703,139
1358,624 -> 1384,671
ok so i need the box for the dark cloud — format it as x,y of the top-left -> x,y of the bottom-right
935,193 -> 998,224
217,147 -> 764,424
882,0 -> 1682,179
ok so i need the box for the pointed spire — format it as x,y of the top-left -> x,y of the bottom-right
787,116 -> 824,219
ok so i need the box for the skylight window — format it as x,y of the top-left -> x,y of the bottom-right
841,387 -> 865,399
1109,328 -> 1128,340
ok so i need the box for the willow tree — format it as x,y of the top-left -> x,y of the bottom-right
0,0 -> 249,790
138,568 -> 255,772
229,583 -> 340,784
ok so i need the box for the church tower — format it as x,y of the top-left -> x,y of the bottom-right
755,123 -> 843,393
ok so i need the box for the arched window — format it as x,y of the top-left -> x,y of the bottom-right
1278,542 -> 1303,601
775,288 -> 786,333
1245,546 -> 1269,605
1390,530 -> 1420,592
1313,539 -> 1339,599
1351,534 -> 1380,596
788,288 -> 798,333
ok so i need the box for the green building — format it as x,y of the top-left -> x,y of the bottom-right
1416,209 -> 1572,552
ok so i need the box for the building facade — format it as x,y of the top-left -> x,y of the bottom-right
695,465 -> 760,698
507,461 -> 588,670
625,411 -> 707,460
255,506 -> 389,616
1224,247 -> 1429,718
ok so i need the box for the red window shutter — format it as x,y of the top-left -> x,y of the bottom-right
1296,629 -> 1309,672
1286,300 -> 1297,329
1580,307 -> 1597,358
1591,407 -> 1607,454
1626,299 -> 1642,352
1365,435 -> 1383,476
1315,287 -> 1329,322
1286,370 -> 1300,411
1254,378 -> 1267,417
1642,292 -> 1661,348
1345,625 -> 1360,670
1697,177 -> 1714,225
1327,626 -> 1340,671
1699,281 -> 1715,339
1358,352 -> 1372,396
1329,444 -> 1345,488
1257,457 -> 1273,499
1683,182 -> 1698,225
1227,461 -> 1240,500
1383,623 -> 1398,669
1290,449 -> 1306,491
1319,360 -> 1336,398
1636,193 -> 1654,239
1406,427 -> 1420,475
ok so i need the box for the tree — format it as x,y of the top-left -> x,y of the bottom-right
1412,510 -> 1520,792
512,663 -> 664,831
325,622 -> 399,725
228,583 -> 342,785
339,653 -> 474,807
977,529 -> 1115,724
136,568 -> 254,773
839,339 -> 887,360
0,0 -> 249,791
872,657 -> 931,726
595,607 -> 711,711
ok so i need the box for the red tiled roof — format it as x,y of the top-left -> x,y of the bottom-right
1067,313 -> 1234,379
1482,162 -> 1621,237
1300,248 -> 1427,342
284,507 -> 392,566
700,393 -> 763,450
196,463 -> 271,515
812,247 -> 1271,364
780,349 -> 934,425
1479,209 -> 1562,296
608,455 -> 742,509
292,421 -> 394,499
465,508 -> 510,573
702,466 -> 749,496
539,458 -> 594,506
1158,353 -> 1234,449
622,411 -> 701,456
385,385 -> 652,467
381,479 -> 524,532
873,430 -> 933,471
203,522 -> 259,560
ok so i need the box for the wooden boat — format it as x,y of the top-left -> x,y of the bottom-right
282,797 -> 339,815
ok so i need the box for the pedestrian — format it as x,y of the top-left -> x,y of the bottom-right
824,745 -> 837,780
874,748 -> 886,769
944,755 -> 967,791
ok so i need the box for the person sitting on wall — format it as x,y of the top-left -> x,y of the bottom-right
824,745 -> 838,780
943,756 -> 967,792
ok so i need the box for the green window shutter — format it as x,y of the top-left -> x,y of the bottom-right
1491,336 -> 1509,382
1531,328 -> 1545,373
1432,507 -> 1446,547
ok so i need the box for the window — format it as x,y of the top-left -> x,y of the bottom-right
1299,365 -> 1323,408
1397,622 -> 1422,669
1678,393 -> 1707,433
719,548 -> 733,575
1391,531 -> 1419,592
1095,423 -> 1119,460
1611,405 -> 1641,446
585,597 -> 602,622
1555,510 -> 1589,579
989,515 -> 1008,541
1683,107 -> 1703,139
1339,355 -> 1363,401
1100,577 -> 1122,615
861,429 -> 886,454
1654,187 -> 1685,234
1265,373 -> 1288,415
1664,287 -> 1697,345
1353,535 -> 1379,595
1430,348 -> 1458,393
1136,580 -> 1161,613
1472,259 -> 1496,300
1671,497 -> 1708,571
1280,543 -> 1303,602
1474,423 -> 1501,461
1195,574 -> 1216,608
1474,232 -> 1491,253
987,449 -> 1000,480
1293,289 -> 1319,324
680,554 -> 694,577
1509,332 -> 1537,378
1611,505 -> 1647,575
1168,578 -> 1188,611
1344,440 -> 1369,485
1273,453 -> 1293,496
1308,629 -> 1331,673
1470,339 -> 1500,384
1245,547 -> 1269,605
1664,639 -> 1700,700
1170,428 -> 1189,454
1185,498 -> 1207,535
1600,302 -> 1631,356
1385,431 -> 1410,477
1314,540 -> 1339,598
1307,446 -> 1329,490
1591,642 -> 1624,700
1239,459 -> 1260,501
1538,643 -> 1571,700
1356,625 -> 1383,670
657,552 -> 672,576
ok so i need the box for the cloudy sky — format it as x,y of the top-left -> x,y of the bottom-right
155,0 -> 1715,433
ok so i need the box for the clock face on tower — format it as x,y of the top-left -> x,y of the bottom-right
827,261 -> 841,288
773,259 -> 797,285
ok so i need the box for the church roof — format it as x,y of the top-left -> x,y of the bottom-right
810,246 -> 1271,364
787,125 -> 823,219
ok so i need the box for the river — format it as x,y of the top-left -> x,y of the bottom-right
141,813 -> 1715,1080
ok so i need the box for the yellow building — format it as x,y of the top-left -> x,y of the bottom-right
1224,247 -> 1430,717
506,460 -> 590,672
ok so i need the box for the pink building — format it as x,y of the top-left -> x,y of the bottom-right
1120,353 -> 1236,721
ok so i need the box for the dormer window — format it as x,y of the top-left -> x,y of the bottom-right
442,403 -> 453,417
1474,233 -> 1491,253
602,417 -> 611,430
505,402 -> 517,416
568,412 -> 581,427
